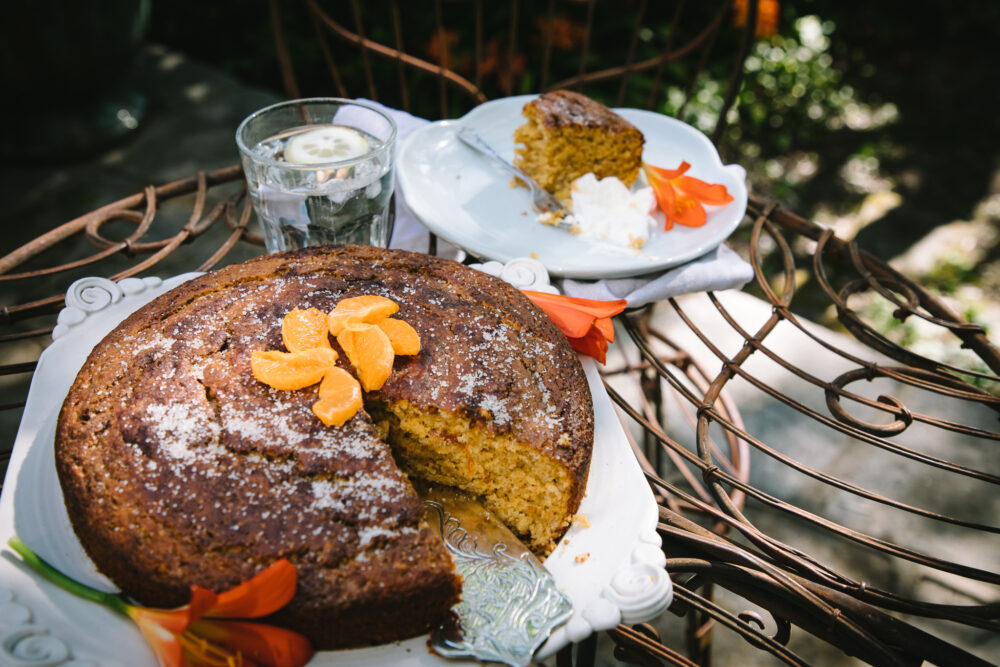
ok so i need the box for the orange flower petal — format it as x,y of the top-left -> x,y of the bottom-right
644,161 -> 690,181
673,176 -> 734,206
644,166 -> 678,230
527,297 -> 597,338
593,317 -> 615,343
130,613 -> 186,667
671,195 -> 708,227
206,559 -> 297,619
127,586 -> 218,635
520,292 -> 625,363
568,327 -> 610,364
187,586 -> 222,623
188,619 -> 314,667
522,291 -> 627,320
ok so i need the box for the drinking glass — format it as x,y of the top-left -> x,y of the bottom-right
236,98 -> 397,252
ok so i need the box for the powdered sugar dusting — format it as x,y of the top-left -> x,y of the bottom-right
479,394 -> 511,426
145,402 -> 223,463
68,251 -> 588,585
358,525 -> 417,547
221,401 -> 309,448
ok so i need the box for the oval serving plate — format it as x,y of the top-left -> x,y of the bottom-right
0,265 -> 669,666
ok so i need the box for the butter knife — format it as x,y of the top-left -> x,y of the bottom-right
455,127 -> 576,231
420,484 -> 573,667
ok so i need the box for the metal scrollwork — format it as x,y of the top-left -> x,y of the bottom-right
825,366 -> 915,436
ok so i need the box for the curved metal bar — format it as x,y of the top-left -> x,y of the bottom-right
751,196 -> 1000,375
669,586 -> 811,666
547,0 -> 731,92
304,0 -> 489,105
609,623 -> 701,667
655,301 -> 1000,483
651,449 -> 1000,627
0,165 -> 244,277
706,279 -> 1000,429
663,558 -> 998,667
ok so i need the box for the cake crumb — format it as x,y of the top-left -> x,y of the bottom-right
573,552 -> 590,564
530,252 -> 539,259
573,513 -> 590,528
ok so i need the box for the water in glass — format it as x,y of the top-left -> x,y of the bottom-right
244,123 -> 393,252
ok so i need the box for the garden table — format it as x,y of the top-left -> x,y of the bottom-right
1,164 -> 997,665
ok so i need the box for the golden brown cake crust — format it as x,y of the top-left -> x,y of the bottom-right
56,245 -> 593,650
524,89 -> 638,131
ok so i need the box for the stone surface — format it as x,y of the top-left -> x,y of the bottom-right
1,45 -> 281,472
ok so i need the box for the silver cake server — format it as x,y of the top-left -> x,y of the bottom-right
455,127 -> 576,232
421,485 -> 573,667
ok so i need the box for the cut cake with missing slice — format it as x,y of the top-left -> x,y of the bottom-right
55,245 -> 593,650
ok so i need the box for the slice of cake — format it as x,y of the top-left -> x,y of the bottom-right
56,246 -> 594,650
513,90 -> 645,202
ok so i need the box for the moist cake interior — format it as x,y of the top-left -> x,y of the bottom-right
369,399 -> 574,552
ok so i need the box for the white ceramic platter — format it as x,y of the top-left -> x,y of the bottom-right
397,94 -> 748,279
0,262 -> 670,666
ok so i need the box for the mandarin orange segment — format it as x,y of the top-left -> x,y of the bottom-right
377,318 -> 421,355
312,367 -> 363,426
337,322 -> 395,391
251,347 -> 338,390
282,307 -> 332,352
327,295 -> 399,336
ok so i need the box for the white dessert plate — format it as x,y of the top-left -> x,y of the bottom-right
0,261 -> 670,666
397,94 -> 748,280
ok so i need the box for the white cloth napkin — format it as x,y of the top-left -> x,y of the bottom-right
561,244 -> 753,307
366,100 -> 754,303
354,101 -> 459,257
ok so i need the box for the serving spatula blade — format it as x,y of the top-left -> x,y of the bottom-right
421,485 -> 572,667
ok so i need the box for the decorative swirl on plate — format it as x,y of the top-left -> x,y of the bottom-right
469,258 -> 559,293
53,276 -> 164,340
64,278 -> 123,313
0,627 -> 71,666
0,588 -> 89,666
604,562 -> 673,625
499,258 -> 556,292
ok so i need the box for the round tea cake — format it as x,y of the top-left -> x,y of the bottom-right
56,245 -> 593,649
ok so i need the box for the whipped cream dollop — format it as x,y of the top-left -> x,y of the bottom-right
540,173 -> 658,249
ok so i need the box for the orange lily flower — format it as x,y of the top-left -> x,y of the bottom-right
523,290 -> 627,364
732,0 -> 780,39
643,161 -> 734,230
7,537 -> 313,667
